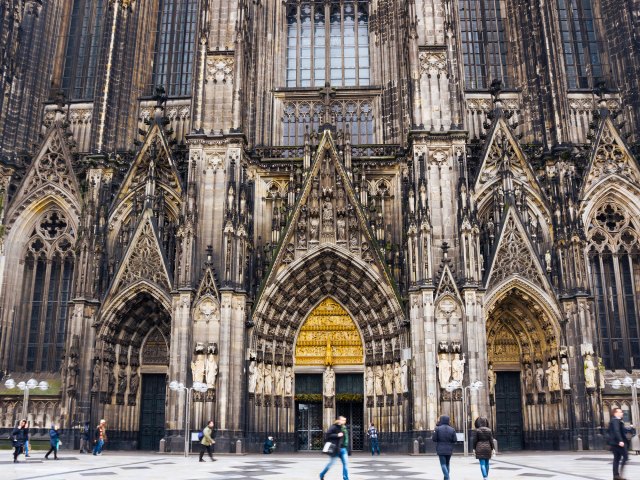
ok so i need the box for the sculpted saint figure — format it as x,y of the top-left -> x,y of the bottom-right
535,362 -> 545,393
401,360 -> 409,393
129,367 -> 140,395
561,358 -> 570,391
584,354 -> 596,389
275,365 -> 284,396
393,362 -> 402,394
438,353 -> 451,387
524,363 -> 534,393
205,353 -> 218,389
284,367 -> 293,396
264,364 -> 273,395
549,359 -> 561,392
488,363 -> 496,395
324,366 -> 335,397
374,365 -> 384,396
191,353 -> 206,383
365,366 -> 374,396
384,363 -> 394,395
255,363 -> 264,394
452,353 -> 465,383
248,360 -> 257,393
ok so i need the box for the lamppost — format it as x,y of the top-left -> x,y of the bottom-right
610,376 -> 640,425
446,379 -> 483,457
169,380 -> 208,457
4,378 -> 49,419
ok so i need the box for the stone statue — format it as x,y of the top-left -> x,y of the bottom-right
337,217 -> 346,240
324,366 -> 335,397
107,366 -> 116,395
67,356 -> 79,391
584,354 -> 596,389
452,353 -> 465,383
205,353 -> 218,389
374,365 -> 384,396
401,360 -> 409,392
365,366 -> 374,396
129,367 -> 140,396
488,363 -> 496,395
384,363 -> 394,395
393,362 -> 402,394
524,363 -> 534,393
275,365 -> 284,396
561,357 -> 570,391
597,357 -> 606,390
117,368 -> 127,394
545,360 -> 553,392
264,364 -> 273,395
248,360 -> 257,393
255,363 -> 264,394
545,250 -> 552,272
548,359 -> 561,392
535,362 -> 545,393
438,353 -> 451,387
191,352 -> 206,383
284,366 -> 293,396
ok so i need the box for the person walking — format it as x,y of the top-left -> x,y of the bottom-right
11,419 -> 28,463
432,415 -> 457,480
24,421 -> 30,457
320,416 -> 350,480
199,420 -> 216,462
92,419 -> 107,455
608,407 -> 628,480
367,423 -> 380,456
79,421 -> 91,453
45,424 -> 60,460
472,417 -> 495,480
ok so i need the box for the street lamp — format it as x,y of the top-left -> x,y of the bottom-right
4,378 -> 49,419
446,379 -> 483,457
169,380 -> 208,457
610,376 -> 640,425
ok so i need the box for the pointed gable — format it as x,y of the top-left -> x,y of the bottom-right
581,116 -> 640,195
474,118 -> 544,203
197,266 -> 220,299
435,265 -> 461,301
6,125 -> 82,226
108,209 -> 172,295
257,130 -> 400,304
486,207 -> 551,293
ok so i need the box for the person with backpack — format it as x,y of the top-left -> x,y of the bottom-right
608,407 -> 628,480
199,420 -> 216,462
320,416 -> 350,480
79,421 -> 91,453
367,423 -> 380,456
472,417 -> 495,480
45,424 -> 60,460
11,419 -> 28,463
432,414 -> 457,480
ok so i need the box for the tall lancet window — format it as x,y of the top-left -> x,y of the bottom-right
587,202 -> 640,370
150,0 -> 198,96
458,0 -> 509,89
286,1 -> 370,88
17,211 -> 75,372
557,0 -> 602,89
62,0 -> 106,100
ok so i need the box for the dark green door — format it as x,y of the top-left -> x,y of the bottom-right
295,374 -> 324,450
139,374 -> 166,450
495,371 -> 523,451
336,373 -> 364,451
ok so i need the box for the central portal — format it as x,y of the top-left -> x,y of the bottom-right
294,298 -> 364,451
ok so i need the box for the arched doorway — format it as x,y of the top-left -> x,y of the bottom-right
294,298 -> 364,451
486,286 -> 562,450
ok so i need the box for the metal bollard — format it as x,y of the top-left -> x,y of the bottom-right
159,438 -> 166,453
413,439 -> 420,455
576,436 -> 583,451
236,439 -> 243,455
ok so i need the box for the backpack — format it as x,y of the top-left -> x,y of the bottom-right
198,431 -> 204,441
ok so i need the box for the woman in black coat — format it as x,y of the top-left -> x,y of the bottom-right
11,419 -> 28,463
473,417 -> 495,480
432,415 -> 457,480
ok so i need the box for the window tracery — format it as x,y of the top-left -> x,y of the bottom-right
17,210 -> 75,372
587,201 -> 640,369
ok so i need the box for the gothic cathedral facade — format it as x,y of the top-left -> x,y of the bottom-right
0,0 -> 640,453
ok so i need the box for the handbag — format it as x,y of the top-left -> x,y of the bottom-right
322,441 -> 336,455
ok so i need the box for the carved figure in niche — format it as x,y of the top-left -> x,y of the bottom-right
264,364 -> 273,395
107,365 -> 116,395
584,353 -> 596,389
393,362 -> 402,394
365,366 -> 374,396
129,367 -> 140,396
91,360 -> 101,393
524,363 -> 534,394
191,344 -> 206,383
561,357 -> 570,391
117,368 -> 127,394
384,363 -> 394,395
336,186 -> 345,212
255,363 -> 264,394
597,357 -> 606,390
337,217 -> 346,240
401,360 -> 409,393
248,360 -> 257,393
545,250 -> 552,272
452,353 -> 465,383
309,216 -> 320,241
488,363 -> 496,395
310,180 -> 320,213
284,366 -> 293,396
535,362 -> 545,393
67,356 -> 79,391
324,366 -> 335,397
438,353 -> 451,387
275,365 -> 284,396
322,200 -> 333,234
205,351 -> 218,389
374,365 -> 384,396
549,358 -> 561,392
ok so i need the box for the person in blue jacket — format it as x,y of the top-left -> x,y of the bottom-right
45,424 -> 60,460
432,415 -> 457,480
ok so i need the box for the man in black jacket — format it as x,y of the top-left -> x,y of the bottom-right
432,415 -> 457,480
11,419 -> 28,463
608,407 -> 629,480
320,416 -> 349,480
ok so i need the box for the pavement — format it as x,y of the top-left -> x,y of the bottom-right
2,450 -> 639,480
